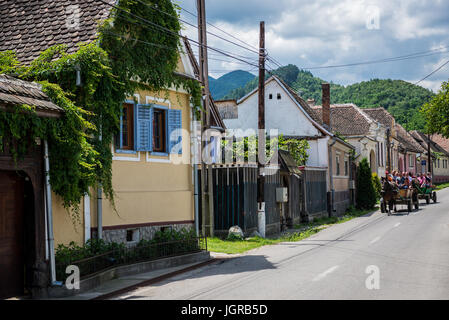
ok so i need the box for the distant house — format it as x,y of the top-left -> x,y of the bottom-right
363,108 -> 424,175
313,104 -> 388,178
218,76 -> 355,218
410,131 -> 449,183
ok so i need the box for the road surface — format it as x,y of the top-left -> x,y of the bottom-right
113,188 -> 449,300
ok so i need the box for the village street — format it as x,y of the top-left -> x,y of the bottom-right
113,188 -> 449,300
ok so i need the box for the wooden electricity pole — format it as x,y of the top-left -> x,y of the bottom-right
428,133 -> 433,177
257,21 -> 266,235
197,0 -> 214,237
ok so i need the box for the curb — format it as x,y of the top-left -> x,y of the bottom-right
92,258 -> 218,300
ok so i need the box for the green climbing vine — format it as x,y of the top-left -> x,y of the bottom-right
0,0 -> 202,224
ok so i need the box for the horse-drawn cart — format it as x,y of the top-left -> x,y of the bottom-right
380,181 -> 419,215
412,182 -> 437,204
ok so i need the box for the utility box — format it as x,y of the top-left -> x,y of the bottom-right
349,180 -> 355,190
276,187 -> 288,203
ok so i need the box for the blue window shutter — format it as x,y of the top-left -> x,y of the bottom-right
168,109 -> 182,154
135,104 -> 153,151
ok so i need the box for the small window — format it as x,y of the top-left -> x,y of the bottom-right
126,229 -> 139,242
336,155 -> 340,176
153,108 -> 167,153
269,94 -> 273,100
344,159 -> 349,176
120,103 -> 134,150
277,93 -> 281,100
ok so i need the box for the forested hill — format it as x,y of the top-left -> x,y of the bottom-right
209,70 -> 255,100
220,64 -> 435,131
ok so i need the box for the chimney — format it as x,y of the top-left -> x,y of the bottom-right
322,83 -> 330,128
307,98 -> 316,106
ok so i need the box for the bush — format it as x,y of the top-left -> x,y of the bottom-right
372,173 -> 382,200
356,158 -> 377,209
55,228 -> 200,280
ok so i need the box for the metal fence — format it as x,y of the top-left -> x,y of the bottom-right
198,164 -> 281,235
55,237 -> 207,281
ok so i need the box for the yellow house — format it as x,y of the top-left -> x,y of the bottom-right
0,1 -> 228,298
51,42 -> 210,246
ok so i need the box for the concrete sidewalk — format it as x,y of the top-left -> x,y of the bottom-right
52,258 -> 216,300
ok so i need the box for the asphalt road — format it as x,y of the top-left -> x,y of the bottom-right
114,188 -> 449,300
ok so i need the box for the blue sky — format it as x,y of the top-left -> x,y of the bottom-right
177,0 -> 449,92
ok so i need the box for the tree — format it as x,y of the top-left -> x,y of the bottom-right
421,81 -> 449,136
356,158 -> 377,209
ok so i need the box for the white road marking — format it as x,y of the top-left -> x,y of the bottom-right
393,222 -> 401,228
370,236 -> 381,245
312,265 -> 339,282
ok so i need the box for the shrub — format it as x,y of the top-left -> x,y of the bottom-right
372,173 -> 382,200
356,158 -> 377,209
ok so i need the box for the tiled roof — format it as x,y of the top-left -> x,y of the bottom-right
312,104 -> 373,136
410,131 -> 449,156
0,0 -> 115,64
0,74 -> 62,116
395,125 -> 425,153
432,134 -> 449,153
363,108 -> 395,129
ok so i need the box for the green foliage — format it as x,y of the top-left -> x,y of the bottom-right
0,0 -> 202,223
356,158 -> 377,209
421,81 -> 449,136
372,172 -> 382,200
223,134 -> 309,166
278,135 -> 309,166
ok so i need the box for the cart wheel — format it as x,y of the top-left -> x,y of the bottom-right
426,195 -> 430,204
433,192 -> 437,203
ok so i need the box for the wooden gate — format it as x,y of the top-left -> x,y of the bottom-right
0,170 -> 25,299
302,169 -> 328,220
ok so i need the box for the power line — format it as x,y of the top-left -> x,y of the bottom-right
301,46 -> 449,70
132,0 -> 260,55
415,59 -> 449,85
97,0 -> 260,69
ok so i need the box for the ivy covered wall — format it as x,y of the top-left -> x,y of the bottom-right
0,0 -> 202,223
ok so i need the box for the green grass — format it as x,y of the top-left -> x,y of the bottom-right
207,207 -> 377,254
435,182 -> 449,191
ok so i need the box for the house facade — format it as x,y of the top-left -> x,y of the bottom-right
363,108 -> 424,175
217,77 -> 355,218
313,104 -> 388,178
410,131 -> 449,183
0,0 -> 220,298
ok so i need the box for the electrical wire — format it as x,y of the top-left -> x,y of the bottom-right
414,59 -> 449,85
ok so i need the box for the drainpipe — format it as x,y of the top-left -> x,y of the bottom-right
328,137 -> 337,217
97,128 -> 103,240
44,140 -> 61,286
192,110 -> 200,236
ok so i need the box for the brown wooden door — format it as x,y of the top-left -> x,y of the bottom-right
0,170 -> 24,299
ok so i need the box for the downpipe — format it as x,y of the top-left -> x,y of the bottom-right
44,140 -> 62,286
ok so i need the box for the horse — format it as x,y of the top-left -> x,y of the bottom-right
380,178 -> 398,214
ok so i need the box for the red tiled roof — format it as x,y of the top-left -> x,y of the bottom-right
432,134 -> 449,153
0,0 -> 115,64
312,104 -> 372,136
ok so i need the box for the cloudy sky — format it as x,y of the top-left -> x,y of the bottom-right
177,0 -> 449,92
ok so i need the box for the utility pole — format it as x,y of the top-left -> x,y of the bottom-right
386,128 -> 391,173
428,133 -> 433,177
197,0 -> 214,237
257,21 -> 266,237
